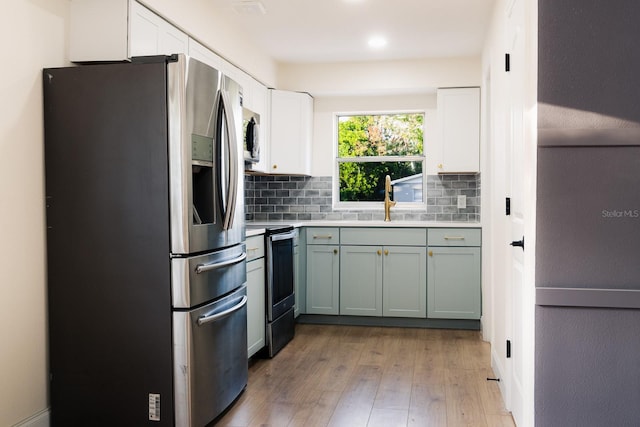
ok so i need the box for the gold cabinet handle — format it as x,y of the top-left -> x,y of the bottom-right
384,249 -> 389,256
333,249 -> 338,255
438,163 -> 443,169
313,235 -> 333,239
428,250 -> 433,257
247,247 -> 260,252
444,236 -> 465,240
377,249 -> 382,255
272,164 -> 278,169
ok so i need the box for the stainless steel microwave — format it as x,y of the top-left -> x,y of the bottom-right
242,108 -> 260,163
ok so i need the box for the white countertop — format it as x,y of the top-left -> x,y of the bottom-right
245,220 -> 481,236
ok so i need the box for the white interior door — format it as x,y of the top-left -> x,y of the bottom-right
505,0 -> 535,424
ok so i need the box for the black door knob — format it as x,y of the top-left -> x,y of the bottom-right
510,236 -> 525,250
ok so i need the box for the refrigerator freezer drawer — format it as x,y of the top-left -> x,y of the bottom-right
173,285 -> 248,427
172,244 -> 247,308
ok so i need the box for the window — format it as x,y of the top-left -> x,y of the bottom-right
335,112 -> 425,207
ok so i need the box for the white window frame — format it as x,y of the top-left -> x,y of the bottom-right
332,110 -> 427,210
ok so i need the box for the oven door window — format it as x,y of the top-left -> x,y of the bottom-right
269,237 -> 294,310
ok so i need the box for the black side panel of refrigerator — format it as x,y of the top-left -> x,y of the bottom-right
43,61 -> 174,426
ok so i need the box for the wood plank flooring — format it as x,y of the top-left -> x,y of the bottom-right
215,324 -> 515,427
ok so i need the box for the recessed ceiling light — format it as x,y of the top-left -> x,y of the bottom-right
368,36 -> 388,49
232,1 -> 266,15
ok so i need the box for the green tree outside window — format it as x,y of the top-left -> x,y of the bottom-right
337,113 -> 425,203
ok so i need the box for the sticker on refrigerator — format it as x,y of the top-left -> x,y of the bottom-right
148,393 -> 160,421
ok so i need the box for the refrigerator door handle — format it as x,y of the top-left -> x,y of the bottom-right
219,89 -> 239,231
195,252 -> 247,274
197,295 -> 247,325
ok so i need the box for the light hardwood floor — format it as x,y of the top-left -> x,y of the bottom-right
216,324 -> 515,427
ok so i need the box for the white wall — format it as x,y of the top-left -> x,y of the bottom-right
0,1 -> 69,425
312,94 -> 438,177
279,57 -> 482,96
283,57 -> 481,179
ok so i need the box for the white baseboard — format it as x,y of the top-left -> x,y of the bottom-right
12,409 -> 50,427
491,347 -> 509,410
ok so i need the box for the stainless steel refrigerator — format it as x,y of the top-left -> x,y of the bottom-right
43,54 -> 247,426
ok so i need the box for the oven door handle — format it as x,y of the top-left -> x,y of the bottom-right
197,295 -> 247,326
195,252 -> 247,274
269,231 -> 297,242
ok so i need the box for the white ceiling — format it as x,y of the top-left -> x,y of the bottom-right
211,0 -> 496,64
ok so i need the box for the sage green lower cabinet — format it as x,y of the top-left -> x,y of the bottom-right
427,228 -> 481,319
382,246 -> 427,318
339,228 -> 427,318
293,240 -> 300,317
306,244 -> 340,315
340,245 -> 383,316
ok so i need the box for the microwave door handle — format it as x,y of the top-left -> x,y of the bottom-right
220,90 -> 238,231
197,295 -> 247,325
195,252 -> 247,274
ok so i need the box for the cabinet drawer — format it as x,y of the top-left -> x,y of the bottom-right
306,228 -> 340,245
245,235 -> 265,261
340,228 -> 426,246
428,228 -> 481,247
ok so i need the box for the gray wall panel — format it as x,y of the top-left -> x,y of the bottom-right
538,0 -> 640,129
537,146 -> 640,289
537,1 -> 640,425
536,306 -> 640,426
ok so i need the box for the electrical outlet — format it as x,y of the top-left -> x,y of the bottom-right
457,195 -> 466,209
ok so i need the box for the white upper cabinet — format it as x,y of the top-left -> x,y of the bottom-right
129,2 -> 188,57
269,90 -> 313,175
70,0 -> 187,62
187,38 -> 228,73
436,87 -> 480,174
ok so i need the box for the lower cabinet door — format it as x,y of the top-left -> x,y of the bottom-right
246,258 -> 265,357
427,246 -> 481,319
382,246 -> 427,318
306,245 -> 340,315
340,245 -> 383,316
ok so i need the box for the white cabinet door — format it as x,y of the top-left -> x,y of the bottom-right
246,257 -> 265,357
306,245 -> 339,315
382,246 -> 427,318
70,0 -> 187,61
269,90 -> 313,175
340,245 -> 383,316
187,38 -> 224,70
129,1 -> 187,57
437,87 -> 480,173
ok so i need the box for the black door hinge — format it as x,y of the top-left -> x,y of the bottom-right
505,53 -> 511,72
506,197 -> 511,216
507,340 -> 512,358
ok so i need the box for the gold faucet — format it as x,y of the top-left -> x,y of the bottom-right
384,175 -> 396,222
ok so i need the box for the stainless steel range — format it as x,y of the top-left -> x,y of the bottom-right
264,226 -> 297,357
